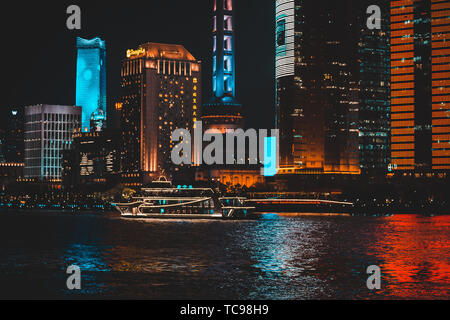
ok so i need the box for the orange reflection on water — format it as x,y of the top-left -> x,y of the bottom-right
370,214 -> 450,299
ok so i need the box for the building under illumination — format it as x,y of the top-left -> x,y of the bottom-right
24,104 -> 81,180
358,0 -> 391,175
202,0 -> 244,132
119,43 -> 201,185
62,130 -> 120,189
390,0 -> 450,173
76,37 -> 107,133
0,163 -> 24,190
275,0 -> 360,175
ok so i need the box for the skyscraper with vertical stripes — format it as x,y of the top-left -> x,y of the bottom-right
390,0 -> 450,172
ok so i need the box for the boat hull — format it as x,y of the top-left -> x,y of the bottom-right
121,213 -> 225,219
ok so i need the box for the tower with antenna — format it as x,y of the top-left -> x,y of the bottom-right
202,0 -> 244,132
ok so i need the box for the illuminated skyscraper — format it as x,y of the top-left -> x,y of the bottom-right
24,105 -> 81,180
120,43 -> 201,186
358,0 -> 391,175
202,0 -> 244,132
390,0 -> 450,172
275,0 -> 360,175
76,37 -> 107,133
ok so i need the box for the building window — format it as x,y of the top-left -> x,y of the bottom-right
224,78 -> 230,92
224,36 -> 232,51
224,0 -> 232,10
224,16 -> 232,31
224,56 -> 232,72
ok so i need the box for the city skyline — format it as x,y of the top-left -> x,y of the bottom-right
2,1 -> 449,179
0,0 -> 449,303
0,0 -> 275,131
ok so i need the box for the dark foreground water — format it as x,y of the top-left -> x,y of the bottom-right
0,211 -> 448,299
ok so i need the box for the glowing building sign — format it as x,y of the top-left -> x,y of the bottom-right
126,48 -> 146,58
76,37 -> 107,133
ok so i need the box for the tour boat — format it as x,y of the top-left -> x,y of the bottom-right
113,178 -> 255,219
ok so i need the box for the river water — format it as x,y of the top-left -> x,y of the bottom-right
0,211 -> 448,299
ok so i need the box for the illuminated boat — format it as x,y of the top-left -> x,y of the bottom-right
113,178 -> 255,219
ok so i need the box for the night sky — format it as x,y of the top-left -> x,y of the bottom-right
1,0 -> 275,130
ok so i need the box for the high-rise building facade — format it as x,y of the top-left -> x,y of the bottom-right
275,0 -> 360,175
76,37 -> 107,133
202,0 -> 244,132
0,108 -> 24,164
24,105 -> 81,180
358,0 -> 391,175
62,130 -> 120,189
120,43 -> 201,185
390,0 -> 450,172
0,136 -> 4,163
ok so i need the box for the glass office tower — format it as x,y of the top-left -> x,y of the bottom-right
358,0 -> 391,175
76,37 -> 107,133
275,0 -> 360,175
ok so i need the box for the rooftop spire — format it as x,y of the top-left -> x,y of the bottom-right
212,0 -> 237,102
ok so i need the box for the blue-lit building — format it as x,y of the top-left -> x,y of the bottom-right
195,0 -> 264,188
76,37 -> 107,133
202,0 -> 244,132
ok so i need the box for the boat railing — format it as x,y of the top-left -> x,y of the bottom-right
113,186 -> 256,218
133,197 -> 212,201
138,198 -> 212,209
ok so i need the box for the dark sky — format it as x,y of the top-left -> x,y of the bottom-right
1,0 -> 275,129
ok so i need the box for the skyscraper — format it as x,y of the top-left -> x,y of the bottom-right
0,137 -> 4,163
62,130 -> 120,189
0,108 -> 24,163
390,0 -> 450,172
76,37 -> 107,133
275,0 -> 360,175
202,0 -> 244,132
120,43 -> 201,185
24,104 -> 81,180
358,0 -> 391,175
